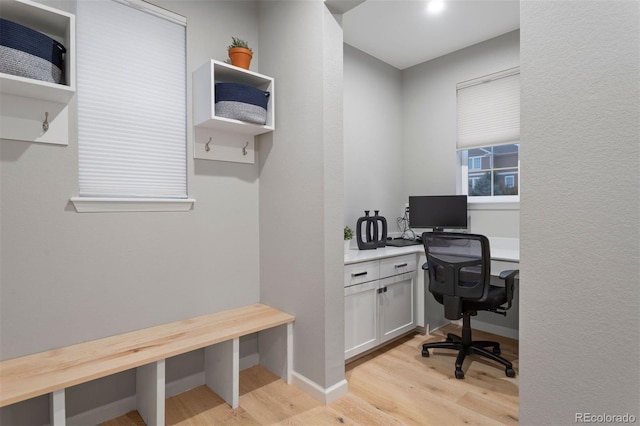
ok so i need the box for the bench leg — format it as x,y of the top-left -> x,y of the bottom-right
205,338 -> 239,409
50,389 -> 66,426
258,322 -> 293,383
137,360 -> 165,426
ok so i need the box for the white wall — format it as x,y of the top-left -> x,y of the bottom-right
258,1 -> 346,396
519,1 -> 639,423
343,44 -> 404,232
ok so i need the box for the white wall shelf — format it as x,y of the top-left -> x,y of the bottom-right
0,0 -> 76,145
192,59 -> 274,163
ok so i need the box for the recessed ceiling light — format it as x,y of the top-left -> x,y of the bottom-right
426,0 -> 445,14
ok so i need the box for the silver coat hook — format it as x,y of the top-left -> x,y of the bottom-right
42,112 -> 49,132
205,137 -> 212,152
242,141 -> 249,156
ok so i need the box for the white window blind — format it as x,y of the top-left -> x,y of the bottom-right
456,68 -> 520,150
76,0 -> 187,199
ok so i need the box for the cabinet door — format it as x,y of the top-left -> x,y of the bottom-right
344,281 -> 379,360
379,274 -> 415,343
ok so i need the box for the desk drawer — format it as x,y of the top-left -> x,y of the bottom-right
380,254 -> 417,279
344,260 -> 379,287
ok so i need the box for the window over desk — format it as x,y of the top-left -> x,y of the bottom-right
456,68 -> 520,203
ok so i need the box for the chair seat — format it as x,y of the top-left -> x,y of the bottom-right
434,284 -> 507,313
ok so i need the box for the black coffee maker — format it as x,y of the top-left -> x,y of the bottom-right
356,210 -> 387,250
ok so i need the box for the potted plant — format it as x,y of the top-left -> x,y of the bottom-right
344,226 -> 354,254
228,37 -> 253,70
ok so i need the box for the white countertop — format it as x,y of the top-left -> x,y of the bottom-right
344,244 -> 422,265
344,237 -> 519,265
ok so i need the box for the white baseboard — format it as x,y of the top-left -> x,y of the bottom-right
166,372 -> 205,398
240,353 -> 260,370
290,371 -> 349,404
472,321 -> 519,340
66,395 -> 136,426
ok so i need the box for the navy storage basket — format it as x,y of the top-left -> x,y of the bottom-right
215,82 -> 270,125
0,18 -> 66,84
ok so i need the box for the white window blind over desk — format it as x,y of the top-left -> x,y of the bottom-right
456,68 -> 520,150
76,0 -> 187,199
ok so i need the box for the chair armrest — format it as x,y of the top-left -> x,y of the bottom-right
499,269 -> 519,281
422,262 -> 429,271
499,269 -> 519,305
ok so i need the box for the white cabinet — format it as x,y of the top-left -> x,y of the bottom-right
0,0 -> 75,145
344,280 -> 379,360
192,59 -> 274,164
344,254 -> 417,361
380,274 -> 415,343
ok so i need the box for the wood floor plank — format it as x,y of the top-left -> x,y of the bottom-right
102,326 -> 518,425
165,386 -> 260,425
456,391 -> 519,425
328,393 -> 405,426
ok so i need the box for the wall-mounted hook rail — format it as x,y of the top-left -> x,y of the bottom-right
42,112 -> 49,132
242,141 -> 249,156
205,136 -> 212,152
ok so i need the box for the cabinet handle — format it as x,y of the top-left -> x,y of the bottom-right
395,263 -> 408,268
377,287 -> 388,294
384,287 -> 388,292
352,271 -> 368,277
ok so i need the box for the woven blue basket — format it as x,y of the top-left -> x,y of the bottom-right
215,82 -> 270,125
0,18 -> 66,84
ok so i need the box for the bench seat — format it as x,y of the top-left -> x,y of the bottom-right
0,303 -> 295,425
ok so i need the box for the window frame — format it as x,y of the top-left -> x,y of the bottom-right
456,67 -> 520,206
70,0 -> 194,213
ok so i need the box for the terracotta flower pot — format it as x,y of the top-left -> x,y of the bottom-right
228,47 -> 252,70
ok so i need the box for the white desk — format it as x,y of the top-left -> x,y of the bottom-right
487,237 -> 520,274
345,237 -> 520,273
344,238 -> 520,338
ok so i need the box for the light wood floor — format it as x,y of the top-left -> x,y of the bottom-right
103,324 -> 519,425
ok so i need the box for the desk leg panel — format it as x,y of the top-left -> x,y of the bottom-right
205,338 -> 239,409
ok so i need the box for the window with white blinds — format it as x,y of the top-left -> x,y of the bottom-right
456,68 -> 520,150
76,0 -> 187,201
457,68 -> 520,202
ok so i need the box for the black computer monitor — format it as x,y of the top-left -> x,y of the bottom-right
408,195 -> 468,232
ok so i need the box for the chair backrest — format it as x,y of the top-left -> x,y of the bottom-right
422,232 -> 491,319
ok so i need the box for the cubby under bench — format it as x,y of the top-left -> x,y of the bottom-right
0,303 -> 295,425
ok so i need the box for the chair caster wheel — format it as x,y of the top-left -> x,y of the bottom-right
455,369 -> 465,379
492,346 -> 501,356
506,368 -> 516,378
422,349 -> 430,357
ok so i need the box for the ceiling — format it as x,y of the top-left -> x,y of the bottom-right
342,0 -> 520,70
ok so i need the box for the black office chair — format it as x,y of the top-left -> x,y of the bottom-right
420,232 -> 518,379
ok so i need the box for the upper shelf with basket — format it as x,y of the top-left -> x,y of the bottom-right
0,0 -> 75,104
192,59 -> 274,136
1,0 -> 75,145
192,59 -> 274,164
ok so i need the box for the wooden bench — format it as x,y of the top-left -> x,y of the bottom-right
0,303 -> 294,425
